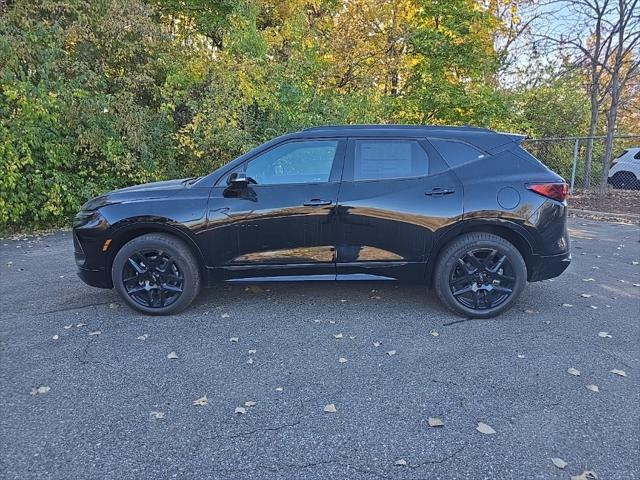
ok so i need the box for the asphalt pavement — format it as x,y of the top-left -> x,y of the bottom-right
1,217 -> 639,480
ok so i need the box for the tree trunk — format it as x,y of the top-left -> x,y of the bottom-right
584,77 -> 600,189
600,74 -> 620,195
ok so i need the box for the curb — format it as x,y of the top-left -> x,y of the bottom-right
569,208 -> 640,224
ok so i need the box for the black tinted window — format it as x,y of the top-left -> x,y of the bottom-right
353,140 -> 428,181
244,140 -> 338,185
430,139 -> 485,168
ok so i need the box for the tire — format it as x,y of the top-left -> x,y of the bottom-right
609,171 -> 640,190
112,233 -> 201,315
434,233 -> 527,319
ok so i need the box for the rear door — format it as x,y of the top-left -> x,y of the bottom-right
335,137 -> 463,281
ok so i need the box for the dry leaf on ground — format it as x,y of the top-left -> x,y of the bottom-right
567,367 -> 581,376
551,457 -> 568,469
323,403 -> 337,413
394,459 -> 407,466
192,395 -> 208,406
610,369 -> 627,377
571,470 -> 599,480
167,351 -> 178,359
428,417 -> 444,427
338,357 -> 347,363
150,411 -> 165,419
235,406 -> 246,414
476,422 -> 496,434
386,350 -> 396,356
585,384 -> 599,392
598,332 -> 612,338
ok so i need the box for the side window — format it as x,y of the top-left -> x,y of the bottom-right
243,140 -> 338,185
430,139 -> 485,168
352,140 -> 429,181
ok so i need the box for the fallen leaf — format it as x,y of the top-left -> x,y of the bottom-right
373,341 -> 381,347
248,349 -> 256,354
562,303 -> 574,307
137,334 -> 149,341
476,422 -> 496,434
89,331 -> 101,336
329,320 -> 336,324
192,395 -> 208,406
567,367 -> 581,376
76,323 -> 87,327
551,457 -> 568,469
585,384 -> 600,392
30,386 -> 50,396
428,417 -> 444,427
386,350 -> 396,356
582,278 -> 595,282
63,324 -> 72,330
275,386 -> 284,392
230,337 -> 239,343
590,305 -> 598,309
338,357 -> 347,363
517,354 -> 525,359
150,411 -> 165,419
610,369 -> 627,377
597,332 -> 612,338
632,261 -> 639,265
333,333 -> 343,339
580,293 -> 592,298
524,309 -> 538,314
244,400 -> 256,407
429,329 -> 439,337
221,313 -> 230,318
323,403 -> 337,413
571,470 -> 599,480
108,302 -> 120,309
349,335 -> 356,340
247,358 -> 254,365
235,406 -> 246,414
167,351 -> 178,359
52,335 -> 59,341
394,459 -> 407,466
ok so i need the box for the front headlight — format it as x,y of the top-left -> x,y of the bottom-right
73,210 -> 106,229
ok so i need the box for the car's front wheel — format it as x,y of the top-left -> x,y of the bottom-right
434,233 -> 527,318
112,233 -> 201,315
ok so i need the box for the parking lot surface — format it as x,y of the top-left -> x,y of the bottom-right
1,217 -> 639,479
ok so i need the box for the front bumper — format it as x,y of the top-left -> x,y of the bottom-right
73,211 -> 113,289
77,266 -> 112,289
527,250 -> 571,282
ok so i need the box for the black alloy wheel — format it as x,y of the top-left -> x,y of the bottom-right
112,233 -> 201,315
434,233 -> 527,319
122,249 -> 184,308
449,248 -> 516,310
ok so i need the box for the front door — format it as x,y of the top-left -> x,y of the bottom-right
336,137 -> 463,281
205,139 -> 346,281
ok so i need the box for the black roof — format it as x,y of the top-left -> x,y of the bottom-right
295,124 -> 520,151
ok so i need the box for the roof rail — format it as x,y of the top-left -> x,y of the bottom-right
301,124 -> 492,132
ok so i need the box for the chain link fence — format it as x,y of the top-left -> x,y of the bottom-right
523,135 -> 640,217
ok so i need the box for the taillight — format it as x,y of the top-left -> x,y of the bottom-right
527,182 -> 569,202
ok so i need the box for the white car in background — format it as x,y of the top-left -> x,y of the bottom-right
608,147 -> 640,190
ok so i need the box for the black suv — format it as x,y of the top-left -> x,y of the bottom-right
73,125 -> 570,318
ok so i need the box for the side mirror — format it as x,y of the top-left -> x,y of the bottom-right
228,172 -> 249,187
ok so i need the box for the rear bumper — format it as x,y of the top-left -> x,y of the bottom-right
527,250 -> 571,282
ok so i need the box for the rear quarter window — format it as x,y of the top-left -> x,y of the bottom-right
429,139 -> 485,168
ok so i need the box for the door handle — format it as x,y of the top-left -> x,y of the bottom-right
425,187 -> 455,196
304,199 -> 333,206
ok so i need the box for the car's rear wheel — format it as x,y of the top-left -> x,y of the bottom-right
112,233 -> 201,315
434,233 -> 527,318
609,171 -> 640,190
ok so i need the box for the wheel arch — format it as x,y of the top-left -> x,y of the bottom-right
426,219 -> 535,287
106,220 -> 207,287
